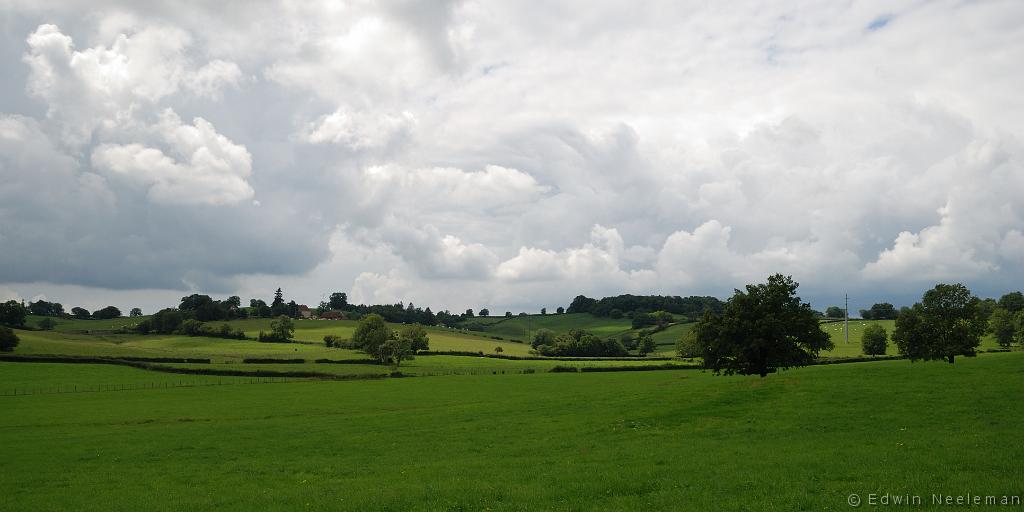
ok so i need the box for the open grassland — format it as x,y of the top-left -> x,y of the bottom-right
463,313 -> 635,341
0,362 -> 261,391
1,352 -> 1021,511
25,314 -> 143,331
11,321 -> 534,360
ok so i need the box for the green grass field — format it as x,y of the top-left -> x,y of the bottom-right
1,352 -> 1021,510
462,313 -> 635,341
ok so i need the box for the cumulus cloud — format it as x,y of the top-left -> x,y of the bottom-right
91,109 -> 253,205
303,109 -> 416,151
1,1 -> 1023,312
23,23 -> 242,146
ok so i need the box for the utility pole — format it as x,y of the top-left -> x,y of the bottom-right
844,293 -> 849,344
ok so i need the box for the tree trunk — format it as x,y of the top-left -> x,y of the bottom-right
947,354 -> 955,364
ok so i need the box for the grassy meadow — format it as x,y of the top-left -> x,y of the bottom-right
2,352 -> 1022,510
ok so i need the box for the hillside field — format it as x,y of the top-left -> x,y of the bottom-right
1,352 -> 1022,510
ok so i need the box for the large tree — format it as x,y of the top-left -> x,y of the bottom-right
352,314 -> 393,363
893,283 -> 986,364
269,315 -> 295,342
0,300 -> 27,327
998,291 -> 1024,314
825,306 -> 845,319
695,274 -> 833,377
328,292 -> 348,310
92,306 -> 122,320
861,324 -> 888,355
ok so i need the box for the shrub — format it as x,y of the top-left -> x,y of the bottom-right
180,319 -> 203,336
861,324 -> 888,356
0,326 -> 18,352
676,331 -> 701,358
324,335 -> 342,347
549,365 -> 579,373
495,346 -> 503,353
37,317 -> 57,331
270,315 -> 295,342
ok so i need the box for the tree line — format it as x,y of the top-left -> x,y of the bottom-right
681,275 -> 1020,377
566,294 -> 724,319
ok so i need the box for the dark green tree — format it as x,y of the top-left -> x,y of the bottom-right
70,307 -> 90,319
695,274 -> 833,377
861,323 -> 888,355
270,288 -> 286,316
129,307 -> 143,317
0,300 -> 28,327
556,306 -> 565,314
566,295 -> 597,313
92,306 -> 121,320
988,308 -> 1016,349
0,326 -> 18,352
825,306 -> 845,319
868,303 -> 898,320
28,300 -> 63,317
328,292 -> 348,310
998,291 -> 1024,314
479,308 -> 490,317
893,283 -> 986,364
531,328 -> 556,349
638,335 -> 657,356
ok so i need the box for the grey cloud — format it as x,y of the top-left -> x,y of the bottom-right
1,1 -> 1023,314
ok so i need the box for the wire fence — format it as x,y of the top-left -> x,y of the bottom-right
0,376 -> 306,397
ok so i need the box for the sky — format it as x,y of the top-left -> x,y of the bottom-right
1,0 -> 1022,315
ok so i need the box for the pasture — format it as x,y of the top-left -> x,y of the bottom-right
1,352 -> 1021,510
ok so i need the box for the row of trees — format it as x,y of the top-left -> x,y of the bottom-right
567,294 -> 724,318
687,275 -> 1002,378
531,328 -> 632,357
986,292 -> 1024,348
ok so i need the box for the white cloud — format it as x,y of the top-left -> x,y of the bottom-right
2,1 -> 1024,312
91,109 -> 253,205
184,59 -> 243,99
23,23 -> 242,146
303,109 -> 416,151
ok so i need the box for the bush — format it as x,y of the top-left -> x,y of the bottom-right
37,317 -> 57,331
324,335 -> 342,347
270,315 -> 295,342
861,323 -> 888,356
549,365 -> 579,373
180,319 -> 203,336
495,346 -> 503,353
0,326 -> 18,352
676,331 -> 701,358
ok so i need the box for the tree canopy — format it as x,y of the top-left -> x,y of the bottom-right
352,314 -> 393,363
695,274 -> 833,377
0,300 -> 27,327
0,326 -> 18,352
893,283 -> 986,364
